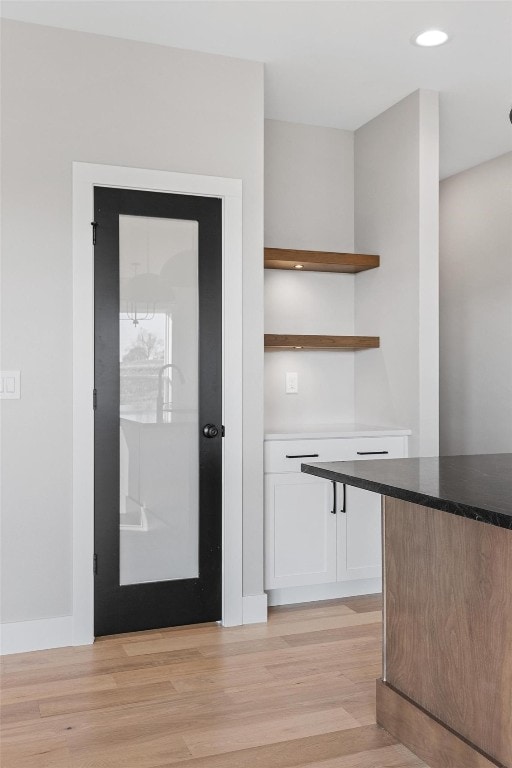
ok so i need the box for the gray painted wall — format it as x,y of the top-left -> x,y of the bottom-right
354,90 -> 440,457
440,152 -> 512,455
0,20 -> 264,623
264,119 -> 356,429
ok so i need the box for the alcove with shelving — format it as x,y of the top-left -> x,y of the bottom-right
264,247 -> 380,351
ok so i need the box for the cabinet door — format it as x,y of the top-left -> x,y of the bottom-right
265,474 -> 336,589
337,485 -> 381,581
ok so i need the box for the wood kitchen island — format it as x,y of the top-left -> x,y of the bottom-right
302,454 -> 512,768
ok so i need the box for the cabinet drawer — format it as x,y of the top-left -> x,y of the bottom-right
265,439 -> 353,473
264,436 -> 406,473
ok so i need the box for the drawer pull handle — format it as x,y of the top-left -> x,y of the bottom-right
356,450 -> 389,455
286,453 -> 319,459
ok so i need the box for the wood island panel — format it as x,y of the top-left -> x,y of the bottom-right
380,497 -> 512,768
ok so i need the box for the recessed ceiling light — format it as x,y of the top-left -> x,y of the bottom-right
294,264 -> 304,269
412,29 -> 449,47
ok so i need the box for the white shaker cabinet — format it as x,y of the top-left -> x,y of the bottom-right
264,473 -> 336,589
337,485 -> 382,581
264,425 -> 410,599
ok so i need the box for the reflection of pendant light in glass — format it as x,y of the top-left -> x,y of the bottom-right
126,301 -> 153,326
124,262 -> 175,326
125,263 -> 156,326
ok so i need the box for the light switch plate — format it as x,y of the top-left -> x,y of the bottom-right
285,371 -> 298,394
0,371 -> 21,399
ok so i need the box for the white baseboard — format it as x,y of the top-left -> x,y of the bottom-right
0,616 -> 74,655
1,596 -> 268,655
242,593 -> 268,624
266,578 -> 382,607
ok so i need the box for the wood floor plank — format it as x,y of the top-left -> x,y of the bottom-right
123,612 -> 382,657
300,743 -> 426,767
198,635 -> 290,658
184,705 -> 360,757
282,621 -> 381,648
268,595 -> 378,615
67,732 -> 191,768
150,726 -> 399,768
0,648 -> 201,690
112,662 -> 197,689
333,595 -> 383,614
265,660 -> 358,684
265,603 -> 357,624
0,644 -> 127,674
170,665 -> 274,693
266,636 -> 380,680
1,673 -> 117,705
335,681 -> 380,726
343,661 -> 382,684
38,680 -> 177,717
0,728 -> 72,768
0,700 -> 41,727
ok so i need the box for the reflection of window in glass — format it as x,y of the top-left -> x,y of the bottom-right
120,313 -> 173,421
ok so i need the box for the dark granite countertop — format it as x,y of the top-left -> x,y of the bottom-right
302,454 -> 512,530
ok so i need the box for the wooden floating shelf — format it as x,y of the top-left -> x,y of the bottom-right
265,334 -> 380,351
264,248 -> 379,273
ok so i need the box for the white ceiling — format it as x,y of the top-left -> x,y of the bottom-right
2,1 -> 512,177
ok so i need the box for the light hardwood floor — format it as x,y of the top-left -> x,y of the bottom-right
0,596 -> 429,767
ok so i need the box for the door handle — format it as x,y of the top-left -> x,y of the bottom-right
203,424 -> 220,438
356,450 -> 389,455
331,482 -> 346,514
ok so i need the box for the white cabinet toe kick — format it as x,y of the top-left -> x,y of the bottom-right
264,427 -> 410,605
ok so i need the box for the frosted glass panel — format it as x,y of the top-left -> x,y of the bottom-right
119,215 -> 199,585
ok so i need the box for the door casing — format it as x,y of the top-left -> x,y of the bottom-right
72,162 -> 243,644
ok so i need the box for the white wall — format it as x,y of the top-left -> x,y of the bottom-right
354,90 -> 440,457
440,152 -> 512,455
0,20 -> 264,625
264,119 -> 356,428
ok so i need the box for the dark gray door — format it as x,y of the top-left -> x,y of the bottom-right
93,186 -> 222,637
